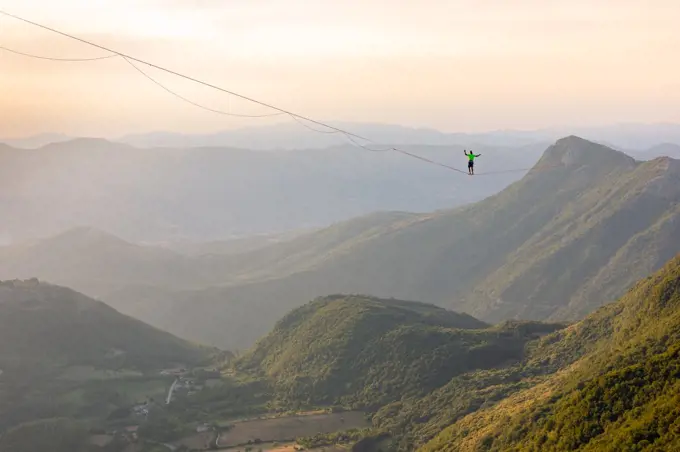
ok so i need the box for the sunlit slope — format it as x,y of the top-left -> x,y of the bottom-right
235,295 -> 561,408
421,253 -> 680,451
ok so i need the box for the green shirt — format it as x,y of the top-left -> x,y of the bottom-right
467,153 -> 477,161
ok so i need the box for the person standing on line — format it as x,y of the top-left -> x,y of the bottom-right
464,149 -> 481,175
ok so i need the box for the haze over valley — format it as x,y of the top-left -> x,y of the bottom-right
2,1 -> 680,451
4,120 -> 680,452
4,132 -> 680,452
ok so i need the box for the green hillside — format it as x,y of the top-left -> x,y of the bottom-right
0,279 -> 207,371
235,296 -> 562,409
418,253 -> 680,451
0,279 -> 210,432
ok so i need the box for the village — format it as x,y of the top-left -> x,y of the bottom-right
86,364 -> 366,452
88,367 -> 222,449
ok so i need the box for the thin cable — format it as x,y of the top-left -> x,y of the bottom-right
0,39 -> 501,175
289,115 -> 342,134
287,110 -> 395,153
393,148 -> 468,174
344,134 -> 393,152
286,120 -> 394,153
123,57 -> 284,118
0,10 -> 566,179
289,121 -> 393,152
0,10 -> 370,140
0,9 -> 470,174
0,44 -> 117,61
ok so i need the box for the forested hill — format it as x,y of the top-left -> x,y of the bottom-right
0,279 -> 208,372
235,295 -> 563,408
0,279 -> 214,444
420,252 -> 680,451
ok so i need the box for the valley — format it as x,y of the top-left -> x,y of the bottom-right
3,0 -> 680,447
3,136 -> 679,350
93,250 -> 680,452
1,135 -> 680,452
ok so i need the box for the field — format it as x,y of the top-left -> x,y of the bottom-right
219,441 -> 289,452
221,442 -> 348,452
218,411 -> 368,447
176,431 -> 217,449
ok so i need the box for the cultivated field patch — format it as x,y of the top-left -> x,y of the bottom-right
218,411 -> 368,447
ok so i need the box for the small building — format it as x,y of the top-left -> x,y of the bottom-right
122,425 -> 139,441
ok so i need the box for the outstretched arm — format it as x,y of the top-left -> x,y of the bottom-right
464,149 -> 468,155
475,153 -> 482,157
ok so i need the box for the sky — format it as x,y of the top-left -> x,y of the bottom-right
1,0 -> 679,138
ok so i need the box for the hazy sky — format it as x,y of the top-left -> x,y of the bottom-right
1,0 -> 679,138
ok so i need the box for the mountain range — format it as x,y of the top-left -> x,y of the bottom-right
0,137 -> 544,243
2,136 -> 679,351
3,126 -> 680,450
118,121 -> 680,151
6,122 -> 680,151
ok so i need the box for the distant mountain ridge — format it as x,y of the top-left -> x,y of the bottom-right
5,122 -> 680,152
119,122 -> 550,149
0,212 -> 411,298
0,132 -> 72,149
0,137 -> 543,242
117,122 -> 680,150
633,142 -> 680,160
